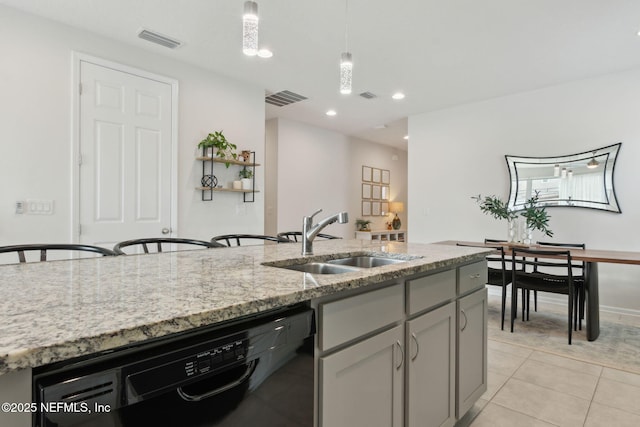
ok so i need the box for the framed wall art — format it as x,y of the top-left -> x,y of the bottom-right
362,183 -> 372,199
362,201 -> 371,216
362,166 -> 372,182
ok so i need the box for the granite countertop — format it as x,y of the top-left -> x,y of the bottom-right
0,240 -> 490,376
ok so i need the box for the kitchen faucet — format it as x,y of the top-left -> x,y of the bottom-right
301,209 -> 349,255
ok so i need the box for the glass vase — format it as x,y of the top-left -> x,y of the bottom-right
522,222 -> 533,245
507,220 -> 517,243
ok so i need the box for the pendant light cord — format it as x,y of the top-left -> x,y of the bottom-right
344,0 -> 349,51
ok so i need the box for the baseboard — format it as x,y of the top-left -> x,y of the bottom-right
485,286 -> 640,318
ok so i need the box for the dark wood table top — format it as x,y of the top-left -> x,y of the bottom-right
436,240 -> 640,265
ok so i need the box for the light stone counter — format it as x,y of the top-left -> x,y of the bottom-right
0,239 -> 491,377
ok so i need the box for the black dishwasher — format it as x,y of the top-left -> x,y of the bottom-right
33,305 -> 315,427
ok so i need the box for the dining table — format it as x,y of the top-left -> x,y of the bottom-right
436,240 -> 640,341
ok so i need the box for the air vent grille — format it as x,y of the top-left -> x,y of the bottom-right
265,90 -> 308,107
359,91 -> 377,99
138,29 -> 182,49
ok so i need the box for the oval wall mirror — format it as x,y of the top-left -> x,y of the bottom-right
506,142 -> 622,213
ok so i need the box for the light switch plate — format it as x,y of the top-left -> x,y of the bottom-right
26,199 -> 54,215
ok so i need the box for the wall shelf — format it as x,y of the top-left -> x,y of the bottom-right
197,150 -> 259,202
196,156 -> 261,167
196,187 -> 260,194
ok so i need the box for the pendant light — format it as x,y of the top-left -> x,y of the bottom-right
587,151 -> 600,169
243,1 -> 259,56
340,0 -> 353,94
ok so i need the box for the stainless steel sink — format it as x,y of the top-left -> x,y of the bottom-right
274,255 -> 406,274
327,256 -> 407,268
266,254 -> 415,275
282,262 -> 360,275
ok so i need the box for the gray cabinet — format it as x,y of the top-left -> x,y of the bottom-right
456,287 -> 488,418
319,325 -> 404,427
315,260 -> 487,427
406,302 -> 456,427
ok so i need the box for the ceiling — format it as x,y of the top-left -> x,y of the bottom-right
4,0 -> 640,150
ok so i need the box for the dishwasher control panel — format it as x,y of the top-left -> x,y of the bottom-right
187,337 -> 247,376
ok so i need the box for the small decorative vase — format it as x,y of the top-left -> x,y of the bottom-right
232,180 -> 242,190
392,214 -> 401,230
507,219 -> 517,243
218,148 -> 236,166
522,223 -> 533,245
241,178 -> 251,190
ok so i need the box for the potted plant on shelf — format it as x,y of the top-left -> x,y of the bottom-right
197,131 -> 237,167
355,219 -> 372,232
472,191 -> 552,244
239,168 -> 253,190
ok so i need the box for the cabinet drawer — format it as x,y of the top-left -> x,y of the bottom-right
319,284 -> 404,352
458,261 -> 487,295
407,270 -> 456,315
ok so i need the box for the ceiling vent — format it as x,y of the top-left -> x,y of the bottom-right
265,90 -> 308,107
359,91 -> 377,99
137,29 -> 182,49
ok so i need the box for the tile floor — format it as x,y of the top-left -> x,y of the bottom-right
459,339 -> 640,426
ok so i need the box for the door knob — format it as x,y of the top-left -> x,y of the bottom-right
162,228 -> 171,235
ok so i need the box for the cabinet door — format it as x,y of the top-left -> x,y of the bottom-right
320,325 -> 404,427
456,287 -> 488,419
407,302 -> 456,427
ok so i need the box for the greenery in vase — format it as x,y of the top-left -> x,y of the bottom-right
471,194 -> 518,221
521,192 -> 553,237
472,191 -> 553,237
197,131 -> 237,167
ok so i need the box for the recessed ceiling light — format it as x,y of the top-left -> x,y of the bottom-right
392,92 -> 405,100
403,135 -> 409,140
326,110 -> 337,116
257,48 -> 273,58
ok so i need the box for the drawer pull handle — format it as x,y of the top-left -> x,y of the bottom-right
395,340 -> 404,370
411,333 -> 419,361
460,309 -> 468,332
469,273 -> 481,279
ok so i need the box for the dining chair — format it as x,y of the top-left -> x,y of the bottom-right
211,234 -> 290,247
535,241 -> 587,330
276,231 -> 341,243
113,238 -> 224,255
0,243 -> 117,263
484,239 -> 512,331
510,247 -> 576,344
457,240 -> 510,330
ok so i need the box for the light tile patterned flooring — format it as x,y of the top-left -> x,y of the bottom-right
463,339 -> 640,426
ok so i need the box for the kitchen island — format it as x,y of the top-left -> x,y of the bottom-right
0,239 -> 491,426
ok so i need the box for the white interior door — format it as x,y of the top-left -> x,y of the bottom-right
78,60 -> 175,248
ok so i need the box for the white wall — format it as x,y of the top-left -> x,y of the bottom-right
264,119 -> 278,236
0,6 -> 265,245
273,119 -> 408,239
408,68 -> 640,311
